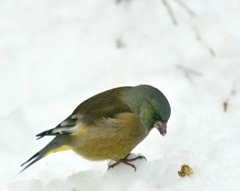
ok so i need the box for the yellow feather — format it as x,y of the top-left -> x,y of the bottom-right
71,112 -> 148,161
44,145 -> 70,157
70,126 -> 87,136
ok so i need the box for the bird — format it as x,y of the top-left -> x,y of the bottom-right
20,84 -> 171,173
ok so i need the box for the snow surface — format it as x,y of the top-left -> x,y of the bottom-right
1,0 -> 240,190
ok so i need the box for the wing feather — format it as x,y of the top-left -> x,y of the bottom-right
36,86 -> 133,139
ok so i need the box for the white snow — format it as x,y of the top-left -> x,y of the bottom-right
1,0 -> 240,190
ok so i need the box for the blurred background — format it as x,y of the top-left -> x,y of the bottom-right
1,0 -> 240,190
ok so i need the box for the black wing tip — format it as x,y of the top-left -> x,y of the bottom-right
36,129 -> 54,139
36,134 -> 44,140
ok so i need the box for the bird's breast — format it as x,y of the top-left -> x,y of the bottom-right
71,112 -> 149,161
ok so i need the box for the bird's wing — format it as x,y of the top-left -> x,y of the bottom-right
36,86 -> 132,139
36,114 -> 79,139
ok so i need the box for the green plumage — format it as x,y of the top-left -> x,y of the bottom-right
122,85 -> 171,130
71,86 -> 132,125
21,84 -> 171,172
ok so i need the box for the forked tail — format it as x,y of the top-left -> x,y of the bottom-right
20,137 -> 70,173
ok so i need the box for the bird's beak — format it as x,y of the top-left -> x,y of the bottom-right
154,121 -> 167,136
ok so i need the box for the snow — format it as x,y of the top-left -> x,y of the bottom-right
1,0 -> 240,190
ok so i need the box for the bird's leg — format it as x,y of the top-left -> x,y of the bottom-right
108,153 -> 147,171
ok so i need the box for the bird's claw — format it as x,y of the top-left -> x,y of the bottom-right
108,154 -> 147,171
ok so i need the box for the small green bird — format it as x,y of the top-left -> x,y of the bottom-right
21,85 -> 171,172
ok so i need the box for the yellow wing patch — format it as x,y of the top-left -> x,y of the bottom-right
70,124 -> 88,136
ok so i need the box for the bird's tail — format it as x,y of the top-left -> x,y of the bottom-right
20,137 -> 70,173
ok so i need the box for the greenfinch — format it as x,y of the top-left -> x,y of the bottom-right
21,84 -> 171,172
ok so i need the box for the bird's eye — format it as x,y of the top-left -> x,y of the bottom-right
153,113 -> 162,121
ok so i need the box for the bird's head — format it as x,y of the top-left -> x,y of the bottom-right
123,85 -> 171,136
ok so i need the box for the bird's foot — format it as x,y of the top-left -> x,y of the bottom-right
108,153 -> 147,171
